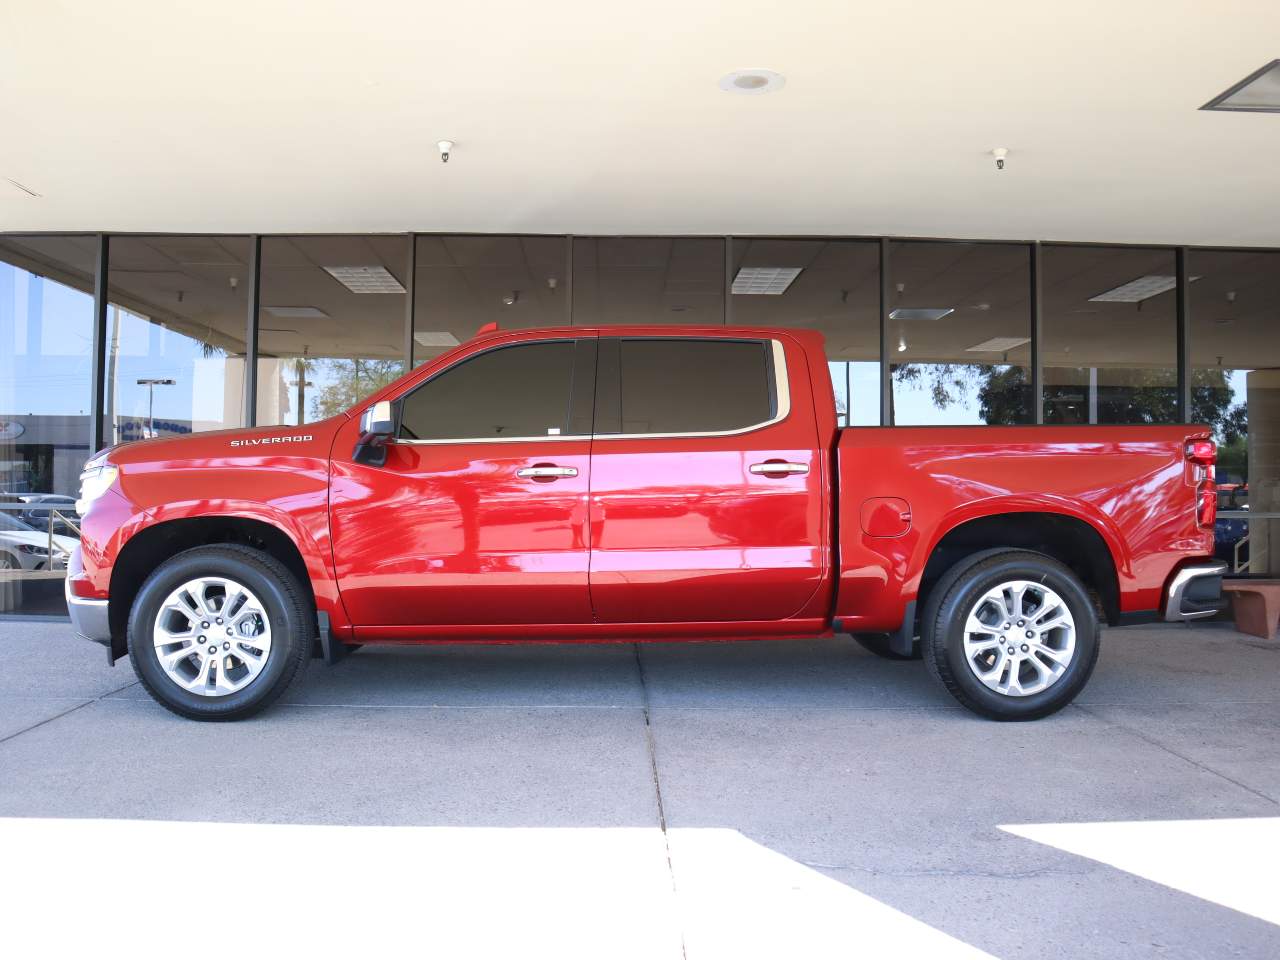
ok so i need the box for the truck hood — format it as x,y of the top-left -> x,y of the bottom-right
100,417 -> 346,468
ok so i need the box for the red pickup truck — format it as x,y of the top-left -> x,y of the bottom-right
67,324 -> 1225,722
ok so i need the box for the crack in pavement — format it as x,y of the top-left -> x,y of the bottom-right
633,643 -> 688,960
0,681 -> 140,747
1073,703 -> 1280,807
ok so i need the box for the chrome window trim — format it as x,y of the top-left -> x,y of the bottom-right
391,337 -> 789,446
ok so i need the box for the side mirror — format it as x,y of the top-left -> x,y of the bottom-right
354,400 -> 395,466
359,400 -> 394,438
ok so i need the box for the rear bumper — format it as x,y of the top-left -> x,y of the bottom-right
1164,561 -> 1227,622
64,574 -> 112,647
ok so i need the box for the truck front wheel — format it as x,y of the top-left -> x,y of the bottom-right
921,550 -> 1100,721
127,544 -> 312,720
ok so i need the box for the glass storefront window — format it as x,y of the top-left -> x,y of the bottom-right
1042,245 -> 1178,424
888,242 -> 1032,425
256,236 -> 408,426
413,236 -> 567,366
572,237 -> 724,327
1189,250 -> 1280,577
731,239 -> 880,426
103,236 -> 252,443
0,235 -> 97,615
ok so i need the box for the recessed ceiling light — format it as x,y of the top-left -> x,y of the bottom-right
1089,275 -> 1199,303
719,69 -> 786,95
323,265 -> 405,294
1201,59 -> 1280,113
264,306 -> 329,319
966,336 -> 1031,353
413,331 -> 460,348
889,307 -> 954,322
732,266 -> 802,295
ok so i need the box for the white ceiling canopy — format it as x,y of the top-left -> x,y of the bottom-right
2,0 -> 1278,246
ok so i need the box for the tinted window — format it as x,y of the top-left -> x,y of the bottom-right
399,341 -> 576,441
601,339 -> 774,435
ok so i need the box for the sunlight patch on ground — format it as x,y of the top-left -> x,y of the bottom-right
0,818 -> 995,959
1001,817 -> 1280,926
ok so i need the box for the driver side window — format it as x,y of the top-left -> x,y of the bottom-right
397,340 -> 577,442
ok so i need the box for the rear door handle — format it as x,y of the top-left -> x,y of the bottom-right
749,461 -> 809,476
517,465 -> 579,479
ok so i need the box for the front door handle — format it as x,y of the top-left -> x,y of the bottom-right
517,465 -> 579,479
749,461 -> 809,476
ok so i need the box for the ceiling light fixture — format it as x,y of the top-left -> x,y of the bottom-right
719,69 -> 786,95
992,147 -> 1009,171
732,266 -> 802,295
414,331 -> 461,348
437,139 -> 455,162
897,337 -> 907,353
889,307 -> 954,322
966,336 -> 1030,353
1089,275 -> 1199,303
1201,59 -> 1280,113
324,266 -> 405,294
264,306 -> 330,319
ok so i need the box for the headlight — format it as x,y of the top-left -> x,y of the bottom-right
76,464 -> 119,516
17,543 -> 51,556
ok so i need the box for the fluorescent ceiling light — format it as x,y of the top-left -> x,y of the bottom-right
732,266 -> 802,295
413,331 -> 461,348
1202,59 -> 1280,113
889,307 -> 954,322
323,265 -> 406,294
264,306 -> 329,319
1089,275 -> 1199,303
966,336 -> 1030,353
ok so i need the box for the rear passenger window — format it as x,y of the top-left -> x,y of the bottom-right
398,341 -> 576,441
600,338 -> 776,435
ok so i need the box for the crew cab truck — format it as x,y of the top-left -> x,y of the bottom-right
66,325 -> 1226,721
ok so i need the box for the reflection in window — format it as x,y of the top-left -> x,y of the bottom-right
573,238 -> 724,326
1042,246 -> 1177,424
0,235 -> 96,615
414,236 -> 567,366
104,236 -> 252,443
257,236 -> 408,425
1189,250 -> 1280,576
731,240 -> 879,426
888,242 -> 1032,425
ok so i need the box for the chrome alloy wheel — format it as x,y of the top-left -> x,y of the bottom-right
962,580 -> 1076,697
152,576 -> 273,697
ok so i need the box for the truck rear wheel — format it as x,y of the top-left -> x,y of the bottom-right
127,544 -> 312,721
921,550 -> 1099,721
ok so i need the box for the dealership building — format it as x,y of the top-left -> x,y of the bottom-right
1,4 -> 1277,617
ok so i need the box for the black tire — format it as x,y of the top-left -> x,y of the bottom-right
853,633 -> 922,661
921,550 -> 1100,721
128,544 -> 312,721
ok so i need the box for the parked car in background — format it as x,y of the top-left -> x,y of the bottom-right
1214,482 -> 1249,570
18,495 -> 81,539
67,324 -> 1225,722
0,511 -> 76,571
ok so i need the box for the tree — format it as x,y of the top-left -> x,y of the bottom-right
307,358 -> 405,420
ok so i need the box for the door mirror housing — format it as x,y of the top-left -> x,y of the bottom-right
354,400 -> 395,466
360,400 -> 395,438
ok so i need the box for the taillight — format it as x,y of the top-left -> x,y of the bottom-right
1197,483 -> 1216,528
1186,439 -> 1216,466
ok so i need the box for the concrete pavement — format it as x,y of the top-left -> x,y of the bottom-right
0,620 -> 1278,958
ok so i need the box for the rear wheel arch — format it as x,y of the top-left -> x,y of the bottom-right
915,511 -> 1121,627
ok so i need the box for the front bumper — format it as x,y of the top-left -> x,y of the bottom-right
64,574 -> 112,647
1164,560 -> 1227,622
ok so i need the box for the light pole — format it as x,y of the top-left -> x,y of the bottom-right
136,378 -> 175,438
